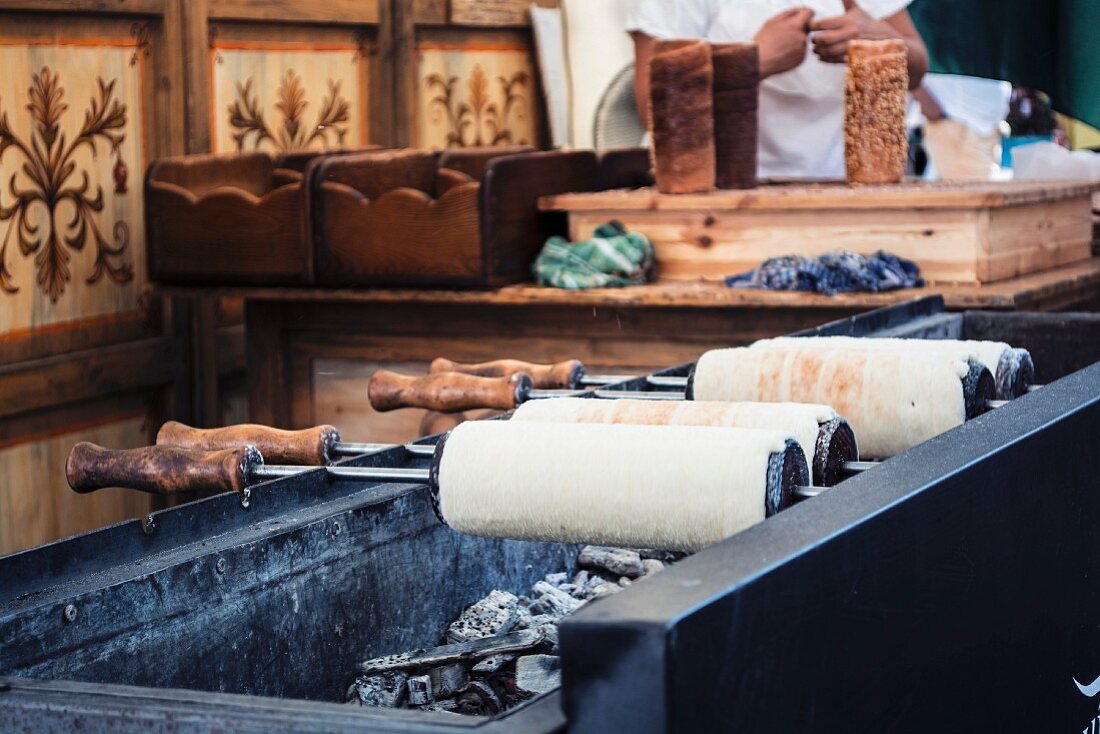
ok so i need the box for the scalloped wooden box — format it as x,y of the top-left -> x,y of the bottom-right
145,153 -> 311,285
540,181 -> 1100,284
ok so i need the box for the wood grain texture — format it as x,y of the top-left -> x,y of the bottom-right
0,414 -> 153,556
0,310 -> 158,366
417,42 -> 538,149
449,0 -> 530,26
317,181 -> 483,283
67,442 -> 258,497
157,421 -> 340,466
0,0 -> 166,12
412,0 -> 448,24
210,44 -> 366,155
438,144 -> 532,180
208,0 -> 381,23
481,150 -> 601,282
145,153 -> 310,284
545,182 -> 1098,284
0,338 -> 175,420
0,40 -> 148,330
157,258 -> 1100,311
541,181 -> 1100,212
429,357 -> 584,389
368,370 -> 526,412
181,0 -> 211,154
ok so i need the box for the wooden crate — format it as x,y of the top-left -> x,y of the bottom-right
541,181 -> 1100,284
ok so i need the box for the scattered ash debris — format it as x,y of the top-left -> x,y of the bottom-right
346,545 -> 677,715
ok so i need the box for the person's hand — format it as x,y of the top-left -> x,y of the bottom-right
810,0 -> 897,63
754,7 -> 814,78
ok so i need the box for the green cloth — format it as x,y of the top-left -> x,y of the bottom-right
910,0 -> 1100,129
533,221 -> 654,289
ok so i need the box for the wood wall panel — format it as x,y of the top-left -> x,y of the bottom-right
0,0 -> 556,553
416,39 -> 539,149
0,39 -> 147,331
0,3 -> 176,554
0,413 -> 152,555
210,39 -> 369,154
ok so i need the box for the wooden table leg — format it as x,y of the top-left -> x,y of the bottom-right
246,300 -> 293,428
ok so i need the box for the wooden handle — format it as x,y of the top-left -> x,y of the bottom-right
429,358 -> 585,390
66,442 -> 261,499
157,421 -> 341,466
368,370 -> 532,413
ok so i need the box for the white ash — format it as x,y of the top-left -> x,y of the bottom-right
346,545 -> 672,715
514,655 -> 561,695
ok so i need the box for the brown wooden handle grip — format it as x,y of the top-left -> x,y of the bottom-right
157,421 -> 341,466
66,442 -> 261,501
429,358 -> 585,390
368,370 -> 532,413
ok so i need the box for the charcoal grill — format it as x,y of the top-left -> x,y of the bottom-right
3,296 -> 1100,732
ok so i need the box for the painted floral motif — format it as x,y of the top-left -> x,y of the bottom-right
0,67 -> 132,302
425,64 -> 529,148
228,69 -> 349,152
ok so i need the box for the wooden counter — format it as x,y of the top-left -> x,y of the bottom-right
541,181 -> 1100,284
158,258 -> 1100,445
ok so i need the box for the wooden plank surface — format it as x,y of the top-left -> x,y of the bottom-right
208,0 -> 380,23
541,181 -> 1100,212
0,0 -> 166,13
154,258 -> 1100,312
449,0 -> 530,26
569,207 -> 986,284
0,338 -> 176,420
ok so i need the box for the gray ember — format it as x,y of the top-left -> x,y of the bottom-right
345,544 -> 671,715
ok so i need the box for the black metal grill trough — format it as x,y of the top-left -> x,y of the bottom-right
3,296 -> 1100,732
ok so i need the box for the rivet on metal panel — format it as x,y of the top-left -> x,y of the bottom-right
215,557 -> 227,574
332,521 -> 342,538
63,604 -> 77,623
141,513 -> 156,535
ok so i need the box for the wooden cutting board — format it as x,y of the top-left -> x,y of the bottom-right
540,180 -> 1100,284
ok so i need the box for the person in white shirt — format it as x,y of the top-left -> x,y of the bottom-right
628,0 -> 929,179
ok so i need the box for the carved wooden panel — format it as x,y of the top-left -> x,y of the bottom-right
0,414 -> 151,556
211,41 -> 368,154
417,42 -> 539,150
0,38 -> 147,332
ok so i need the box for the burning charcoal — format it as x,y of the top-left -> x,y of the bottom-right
430,663 -> 468,698
407,675 -> 433,706
347,671 -> 408,708
472,653 -> 515,674
641,558 -> 665,576
453,680 -> 502,716
360,628 -> 546,674
446,590 -> 524,643
578,546 -> 646,579
515,655 -> 562,695
529,580 -> 583,617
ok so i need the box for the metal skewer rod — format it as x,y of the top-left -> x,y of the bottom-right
67,442 -> 871,511
581,374 -> 688,388
253,464 -> 431,482
333,441 -> 435,458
